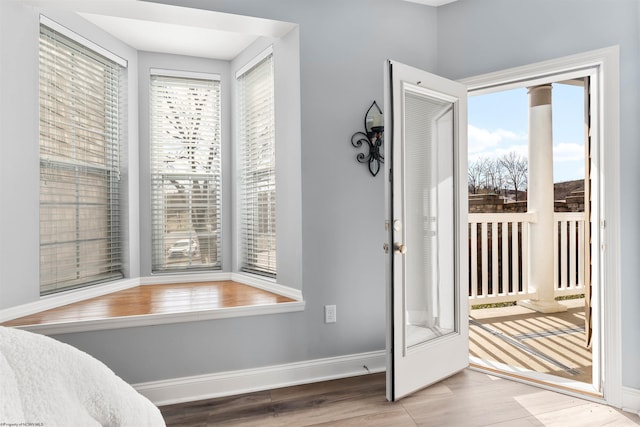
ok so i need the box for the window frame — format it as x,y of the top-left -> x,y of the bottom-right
38,19 -> 126,295
236,46 -> 277,279
149,69 -> 223,273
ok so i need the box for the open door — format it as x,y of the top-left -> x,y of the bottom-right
385,60 -> 468,401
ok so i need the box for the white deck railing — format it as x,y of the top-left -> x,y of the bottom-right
553,212 -> 587,297
468,211 -> 586,305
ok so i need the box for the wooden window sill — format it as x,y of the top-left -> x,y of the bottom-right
1,281 -> 304,335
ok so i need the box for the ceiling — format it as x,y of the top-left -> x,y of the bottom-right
23,0 -> 297,60
25,0 -> 455,60
404,0 -> 458,6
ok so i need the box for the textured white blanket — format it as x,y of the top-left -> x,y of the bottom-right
0,326 -> 165,426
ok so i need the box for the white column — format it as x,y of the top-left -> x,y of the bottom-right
519,84 -> 567,313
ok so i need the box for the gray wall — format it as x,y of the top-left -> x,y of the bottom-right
0,0 -> 40,309
436,0 -> 640,389
0,3 -> 140,310
51,0 -> 438,383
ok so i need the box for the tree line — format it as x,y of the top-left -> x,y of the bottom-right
468,152 -> 528,201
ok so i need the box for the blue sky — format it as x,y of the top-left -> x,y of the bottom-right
468,83 -> 585,183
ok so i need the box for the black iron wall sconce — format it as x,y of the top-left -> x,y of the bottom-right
351,101 -> 384,177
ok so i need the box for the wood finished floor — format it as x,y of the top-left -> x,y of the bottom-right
159,370 -> 640,427
1,281 -> 294,327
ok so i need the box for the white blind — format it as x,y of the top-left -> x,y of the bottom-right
237,52 -> 276,278
39,24 -> 123,295
150,74 -> 222,272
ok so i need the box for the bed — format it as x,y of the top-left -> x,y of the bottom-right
0,326 -> 165,426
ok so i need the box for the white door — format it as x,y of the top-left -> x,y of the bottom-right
385,60 -> 469,401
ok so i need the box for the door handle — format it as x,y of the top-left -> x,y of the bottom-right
394,243 -> 407,254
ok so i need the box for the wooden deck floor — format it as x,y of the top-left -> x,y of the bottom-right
469,298 -> 592,385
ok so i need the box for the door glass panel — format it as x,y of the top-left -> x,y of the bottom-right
404,88 -> 456,350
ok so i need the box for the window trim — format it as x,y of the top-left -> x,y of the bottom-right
150,68 -> 220,82
39,19 -> 126,295
236,47 -> 277,278
0,275 -> 304,335
39,15 -> 127,67
149,70 -> 223,273
235,45 -> 273,79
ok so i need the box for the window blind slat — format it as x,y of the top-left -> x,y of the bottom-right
39,23 -> 123,295
238,52 -> 276,278
150,74 -> 222,273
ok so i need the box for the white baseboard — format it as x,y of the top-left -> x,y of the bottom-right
134,350 -> 386,406
622,386 -> 640,415
0,278 -> 140,323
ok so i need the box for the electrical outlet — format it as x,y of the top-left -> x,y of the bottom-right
325,305 -> 337,323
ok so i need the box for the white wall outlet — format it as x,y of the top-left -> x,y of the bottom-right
325,305 -> 337,323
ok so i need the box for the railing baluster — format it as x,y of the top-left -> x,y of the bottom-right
481,222 -> 488,299
491,222 -> 498,296
553,217 -> 559,289
560,220 -> 568,290
578,219 -> 585,290
470,222 -> 478,298
511,221 -> 518,295
569,220 -> 577,288
522,221 -> 529,295
501,222 -> 509,295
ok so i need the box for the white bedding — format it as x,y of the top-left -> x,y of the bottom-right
0,326 -> 165,426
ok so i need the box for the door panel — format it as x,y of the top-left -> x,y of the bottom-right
385,60 -> 468,401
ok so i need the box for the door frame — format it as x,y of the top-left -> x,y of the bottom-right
460,46 -> 622,407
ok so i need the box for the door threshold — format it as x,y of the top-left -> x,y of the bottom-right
469,357 -> 603,402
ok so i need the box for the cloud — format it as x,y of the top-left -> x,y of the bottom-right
468,144 -> 528,163
494,145 -> 529,159
468,125 -> 528,162
553,142 -> 584,162
468,124 -> 527,155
